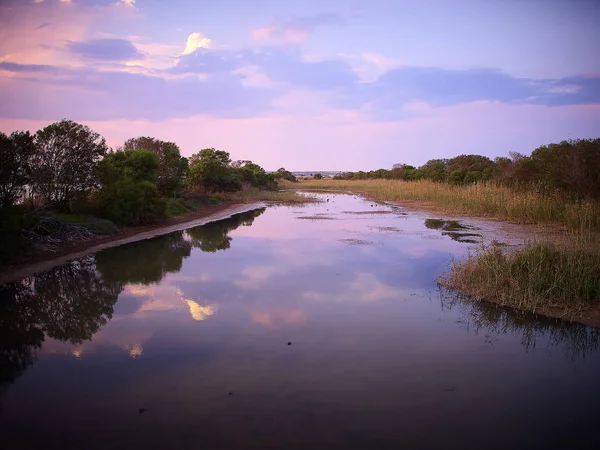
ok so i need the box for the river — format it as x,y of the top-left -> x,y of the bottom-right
1,192 -> 598,449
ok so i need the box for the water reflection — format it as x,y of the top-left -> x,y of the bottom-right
0,208 -> 265,413
0,256 -> 122,412
439,287 -> 600,359
186,207 -> 265,252
424,218 -> 482,243
95,231 -> 192,285
1,195 -> 599,449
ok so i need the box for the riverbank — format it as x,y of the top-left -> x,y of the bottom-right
285,180 -> 600,327
288,179 -> 600,232
441,240 -> 600,327
0,202 -> 265,284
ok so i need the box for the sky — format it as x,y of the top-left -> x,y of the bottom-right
0,0 -> 599,171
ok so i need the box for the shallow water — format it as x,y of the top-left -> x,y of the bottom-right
1,193 -> 599,449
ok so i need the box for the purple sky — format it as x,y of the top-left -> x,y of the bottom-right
0,0 -> 599,170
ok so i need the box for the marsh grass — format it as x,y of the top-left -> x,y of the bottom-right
443,239 -> 600,312
291,179 -> 600,231
228,188 -> 319,204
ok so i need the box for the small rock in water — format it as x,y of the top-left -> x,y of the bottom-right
139,408 -> 148,414
287,342 -> 292,346
228,392 -> 234,396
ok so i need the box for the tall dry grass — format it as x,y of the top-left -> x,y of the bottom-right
442,239 -> 600,313
292,179 -> 600,231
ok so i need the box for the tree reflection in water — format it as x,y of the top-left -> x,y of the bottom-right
0,207 -> 267,409
95,231 -> 193,285
439,286 -> 600,360
186,208 -> 266,253
0,256 -> 123,413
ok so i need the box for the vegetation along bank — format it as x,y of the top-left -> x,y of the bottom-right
0,120 -> 307,270
291,138 -> 600,325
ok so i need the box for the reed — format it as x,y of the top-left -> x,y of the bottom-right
442,239 -> 600,314
291,179 -> 600,231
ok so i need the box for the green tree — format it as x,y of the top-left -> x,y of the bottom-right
31,120 -> 107,209
0,131 -> 36,207
94,149 -> 166,225
235,161 -> 277,190
418,159 -> 448,182
274,168 -> 297,182
122,137 -> 188,197
187,148 -> 241,193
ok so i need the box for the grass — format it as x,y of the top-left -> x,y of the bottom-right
289,178 -> 600,232
164,197 -> 221,218
442,239 -> 600,315
227,188 -> 319,204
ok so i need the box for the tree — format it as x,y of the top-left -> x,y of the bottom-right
446,154 -> 494,184
0,131 -> 36,207
94,149 -> 166,225
418,159 -> 448,182
30,120 -> 107,209
274,168 -> 297,182
313,173 -> 323,179
122,137 -> 188,197
235,161 -> 277,190
187,148 -> 241,193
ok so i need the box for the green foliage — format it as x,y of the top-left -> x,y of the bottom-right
0,131 -> 36,207
275,168 -> 297,182
94,149 -> 165,225
123,136 -> 188,197
187,148 -> 242,193
418,159 -> 448,182
313,173 -> 323,180
235,161 -> 278,190
164,197 -> 214,217
31,120 -> 107,209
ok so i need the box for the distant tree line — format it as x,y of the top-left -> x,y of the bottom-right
0,120 -> 288,227
335,139 -> 600,200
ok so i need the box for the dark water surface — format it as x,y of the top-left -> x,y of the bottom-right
1,193 -> 599,449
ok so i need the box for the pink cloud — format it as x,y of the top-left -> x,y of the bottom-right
251,27 -> 273,42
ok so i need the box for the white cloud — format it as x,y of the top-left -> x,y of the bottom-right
181,32 -> 212,55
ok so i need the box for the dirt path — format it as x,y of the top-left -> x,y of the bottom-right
0,202 -> 266,284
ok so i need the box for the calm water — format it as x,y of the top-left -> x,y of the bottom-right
1,193 -> 599,450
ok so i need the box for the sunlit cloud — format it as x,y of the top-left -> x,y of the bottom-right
116,0 -> 136,7
181,32 -> 212,55
72,347 -> 83,359
185,299 -> 218,321
124,343 -> 143,358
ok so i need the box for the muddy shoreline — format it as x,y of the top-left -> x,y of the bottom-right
0,202 -> 266,285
